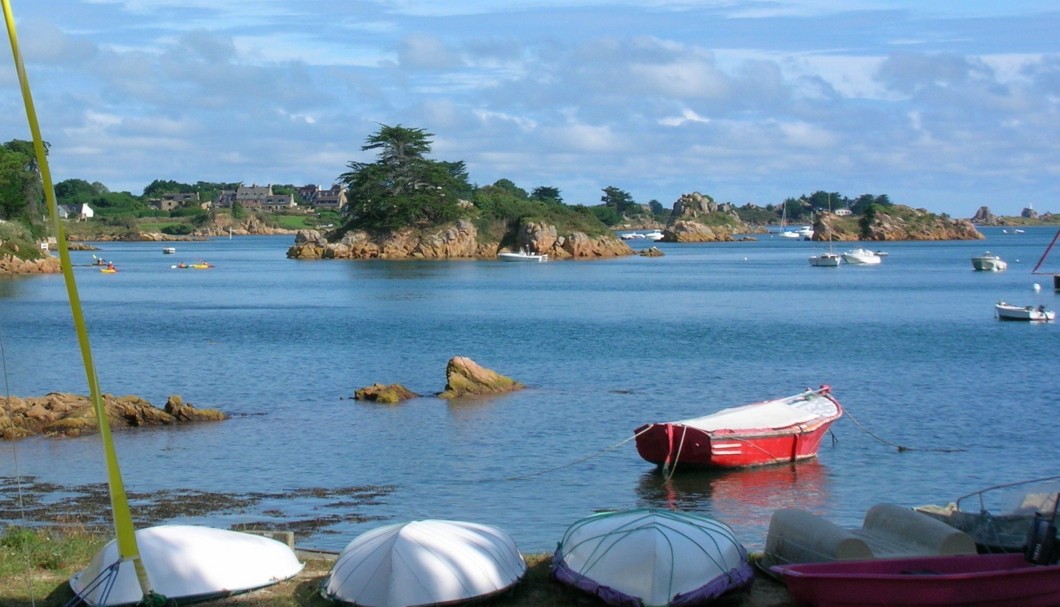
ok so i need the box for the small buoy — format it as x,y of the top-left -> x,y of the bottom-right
1034,283 -> 1042,292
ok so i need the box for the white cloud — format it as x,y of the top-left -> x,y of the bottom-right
2,0 -> 1059,215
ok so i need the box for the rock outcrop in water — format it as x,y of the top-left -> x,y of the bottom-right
0,393 -> 225,439
354,383 -> 419,404
286,219 -> 632,260
439,357 -> 524,399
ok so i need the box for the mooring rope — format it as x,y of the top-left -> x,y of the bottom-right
501,427 -> 653,481
843,407 -> 965,453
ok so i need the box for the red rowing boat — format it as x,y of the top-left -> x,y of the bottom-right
633,386 -> 843,469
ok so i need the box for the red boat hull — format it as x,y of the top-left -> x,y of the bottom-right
634,420 -> 837,469
772,553 -> 1060,607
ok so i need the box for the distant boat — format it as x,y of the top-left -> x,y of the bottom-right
552,509 -> 754,607
995,301 -> 1055,321
633,385 -> 843,469
772,553 -> 1060,607
498,248 -> 548,262
841,248 -> 883,265
808,252 -> 841,267
797,226 -> 814,240
162,247 -> 176,254
972,252 -> 1007,271
643,229 -> 665,241
321,519 -> 526,607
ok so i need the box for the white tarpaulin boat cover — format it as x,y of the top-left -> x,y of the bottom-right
552,509 -> 754,607
69,525 -> 305,606
676,391 -> 839,432
321,519 -> 527,607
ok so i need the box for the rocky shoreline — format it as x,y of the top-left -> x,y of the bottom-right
0,393 -> 225,439
286,219 -> 634,260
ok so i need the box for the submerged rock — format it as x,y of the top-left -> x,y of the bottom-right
439,356 -> 524,399
354,383 -> 419,404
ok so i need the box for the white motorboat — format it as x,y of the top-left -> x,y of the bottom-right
809,252 -> 842,267
70,525 -> 304,606
972,252 -> 1008,271
797,226 -> 814,240
643,229 -> 665,241
162,247 -> 176,254
620,232 -> 644,240
498,248 -> 548,262
779,230 -> 801,239
552,509 -> 754,606
995,301 -> 1055,321
842,248 -> 883,265
321,519 -> 526,607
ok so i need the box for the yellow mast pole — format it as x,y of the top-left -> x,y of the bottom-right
1,0 -> 154,599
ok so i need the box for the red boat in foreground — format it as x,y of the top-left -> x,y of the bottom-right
633,386 -> 842,469
771,553 -> 1060,607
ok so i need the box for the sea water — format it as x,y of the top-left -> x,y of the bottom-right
1,227 -> 1057,552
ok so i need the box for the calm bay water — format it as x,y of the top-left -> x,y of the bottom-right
1,227 -> 1058,553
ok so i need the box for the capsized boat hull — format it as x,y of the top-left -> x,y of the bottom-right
69,525 -> 304,606
772,553 -> 1060,607
552,509 -> 753,607
634,387 -> 843,469
321,519 -> 526,607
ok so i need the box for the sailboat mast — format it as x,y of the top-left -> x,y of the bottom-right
2,1 -> 154,598
1031,226 -> 1060,275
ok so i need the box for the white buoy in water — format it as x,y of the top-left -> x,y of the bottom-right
1034,283 -> 1042,292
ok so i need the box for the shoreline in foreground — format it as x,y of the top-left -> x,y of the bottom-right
0,526 -> 796,607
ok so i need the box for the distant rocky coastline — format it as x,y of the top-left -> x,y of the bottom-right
287,219 -> 634,260
0,393 -> 225,440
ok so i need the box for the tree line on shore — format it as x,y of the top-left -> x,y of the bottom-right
1,124 -> 1010,264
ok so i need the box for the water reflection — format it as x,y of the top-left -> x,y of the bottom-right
634,462 -> 831,550
0,277 -> 28,299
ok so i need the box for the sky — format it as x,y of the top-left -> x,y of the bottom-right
2,1 -> 1060,218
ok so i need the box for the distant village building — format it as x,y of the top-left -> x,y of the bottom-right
314,185 -> 347,211
262,193 -> 297,212
215,190 -> 236,208
74,203 -> 94,221
235,184 -> 272,208
298,185 -> 320,205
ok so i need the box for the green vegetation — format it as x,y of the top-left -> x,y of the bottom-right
334,124 -> 624,241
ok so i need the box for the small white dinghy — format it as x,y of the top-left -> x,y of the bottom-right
321,519 -> 527,607
69,525 -> 304,606
552,509 -> 754,607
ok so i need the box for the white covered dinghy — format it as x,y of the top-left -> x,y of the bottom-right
69,525 -> 305,606
552,509 -> 753,607
321,519 -> 527,607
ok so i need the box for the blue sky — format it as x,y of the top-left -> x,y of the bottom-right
2,1 -> 1059,217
